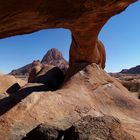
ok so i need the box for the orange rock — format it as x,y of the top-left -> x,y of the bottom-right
0,0 -> 136,67
97,40 -> 106,69
69,40 -> 106,69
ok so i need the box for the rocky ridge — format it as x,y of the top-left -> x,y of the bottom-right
10,48 -> 68,77
120,65 -> 140,74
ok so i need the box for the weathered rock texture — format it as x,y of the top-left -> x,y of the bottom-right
69,39 -> 106,69
0,64 -> 140,139
0,0 -> 137,66
64,115 -> 136,140
22,115 -> 135,140
110,73 -> 140,99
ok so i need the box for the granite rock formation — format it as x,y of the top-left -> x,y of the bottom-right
41,48 -> 68,72
10,48 -> 68,77
0,64 -> 140,139
0,0 -> 139,140
22,115 -> 135,140
0,0 -> 137,67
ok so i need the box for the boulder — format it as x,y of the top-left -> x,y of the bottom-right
64,115 -> 135,140
22,124 -> 64,140
33,67 -> 65,91
22,115 -> 135,140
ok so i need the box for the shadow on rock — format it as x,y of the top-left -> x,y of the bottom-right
0,67 -> 65,116
6,83 -> 21,95
0,84 -> 50,116
33,67 -> 65,91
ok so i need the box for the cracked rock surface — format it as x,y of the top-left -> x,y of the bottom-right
0,64 -> 140,139
22,115 -> 135,140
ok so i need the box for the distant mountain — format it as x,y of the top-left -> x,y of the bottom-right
10,48 -> 68,76
41,48 -> 68,70
120,65 -> 140,74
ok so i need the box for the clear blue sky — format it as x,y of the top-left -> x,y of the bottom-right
0,1 -> 140,74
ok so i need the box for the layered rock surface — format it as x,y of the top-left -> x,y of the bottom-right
0,64 -> 140,139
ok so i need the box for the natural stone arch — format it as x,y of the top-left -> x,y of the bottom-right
0,0 -> 136,69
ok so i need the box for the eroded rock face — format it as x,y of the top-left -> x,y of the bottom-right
0,64 -> 140,139
69,40 -> 106,69
64,115 -> 135,140
22,123 -> 64,140
22,115 -> 135,140
0,0 -> 136,67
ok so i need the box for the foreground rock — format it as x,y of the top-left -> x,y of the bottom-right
22,115 -> 135,140
22,123 -> 64,140
0,64 -> 140,139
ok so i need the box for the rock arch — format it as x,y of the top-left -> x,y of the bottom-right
0,0 -> 136,69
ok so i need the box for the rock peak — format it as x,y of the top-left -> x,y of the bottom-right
41,48 -> 63,64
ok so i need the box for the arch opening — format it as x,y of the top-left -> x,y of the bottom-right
0,28 -> 71,92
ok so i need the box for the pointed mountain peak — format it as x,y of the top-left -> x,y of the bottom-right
41,48 -> 64,63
